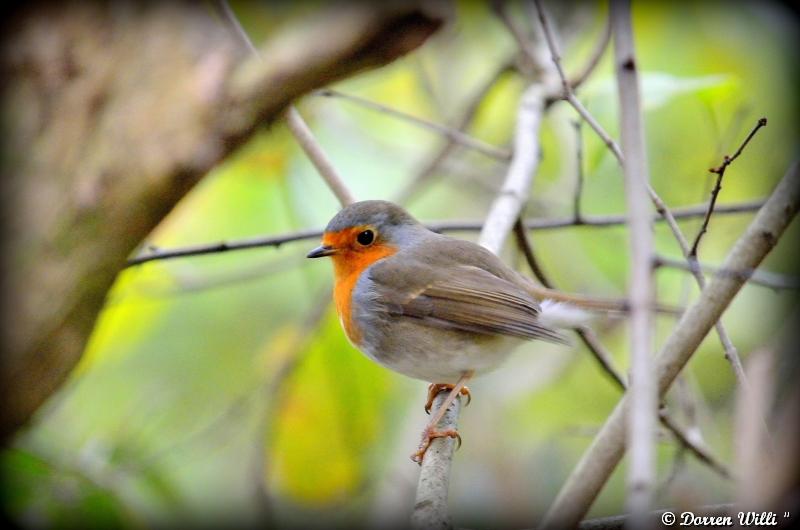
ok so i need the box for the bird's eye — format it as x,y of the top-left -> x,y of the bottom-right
356,229 -> 375,246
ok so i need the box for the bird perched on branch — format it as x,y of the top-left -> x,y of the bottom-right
308,200 -> 587,463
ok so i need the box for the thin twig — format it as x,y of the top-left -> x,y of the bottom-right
531,0 -> 624,161
513,219 -> 556,289
492,1 -> 545,78
315,88 -> 512,162
285,107 -> 356,207
127,229 -> 323,266
126,200 -> 765,267
500,0 -> 610,104
540,162 -> 799,529
658,409 -> 730,478
214,0 -> 262,58
513,219 -> 627,390
433,199 -> 764,231
689,117 -> 768,257
654,255 -> 800,291
567,14 -> 612,90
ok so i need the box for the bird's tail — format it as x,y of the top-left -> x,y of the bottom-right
538,299 -> 591,330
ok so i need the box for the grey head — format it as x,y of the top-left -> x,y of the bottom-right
307,200 -> 427,258
325,200 -> 419,232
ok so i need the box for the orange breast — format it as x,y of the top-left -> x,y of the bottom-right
331,244 -> 396,346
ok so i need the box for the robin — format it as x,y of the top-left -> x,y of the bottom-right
307,200 -> 586,463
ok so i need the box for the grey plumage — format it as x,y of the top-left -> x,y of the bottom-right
329,201 -> 567,383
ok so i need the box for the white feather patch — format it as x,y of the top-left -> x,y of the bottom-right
538,299 -> 591,329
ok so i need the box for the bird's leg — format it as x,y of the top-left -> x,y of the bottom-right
424,383 -> 471,414
412,372 -> 473,465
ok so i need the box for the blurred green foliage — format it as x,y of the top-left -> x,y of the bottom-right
2,1 -> 798,528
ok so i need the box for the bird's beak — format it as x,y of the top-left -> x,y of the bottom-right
306,245 -> 338,258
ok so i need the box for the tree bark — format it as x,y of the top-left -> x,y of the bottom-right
0,1 -> 442,439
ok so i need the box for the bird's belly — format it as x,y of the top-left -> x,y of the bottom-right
357,318 -> 521,384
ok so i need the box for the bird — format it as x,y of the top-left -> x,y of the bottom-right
307,200 -> 586,463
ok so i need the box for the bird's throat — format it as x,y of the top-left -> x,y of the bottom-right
331,246 -> 396,346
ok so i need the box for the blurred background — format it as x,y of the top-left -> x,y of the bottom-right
1,1 -> 799,528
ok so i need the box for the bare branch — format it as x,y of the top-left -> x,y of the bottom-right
435,199 -> 765,231
315,89 -> 512,162
214,0 -> 262,58
572,120 -> 585,221
126,199 -> 764,267
513,219 -> 627,390
689,117 -> 768,257
127,230 -> 323,266
658,409 -> 731,479
654,255 -> 800,291
498,0 -> 609,102
410,397 -> 463,530
568,14 -> 612,90
478,85 -> 554,254
532,1 -> 624,161
492,1 -> 545,77
541,161 -> 799,529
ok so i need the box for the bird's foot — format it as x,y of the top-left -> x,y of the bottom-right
410,427 -> 462,465
424,383 -> 471,414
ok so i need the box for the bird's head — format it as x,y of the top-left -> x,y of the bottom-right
307,200 -> 422,270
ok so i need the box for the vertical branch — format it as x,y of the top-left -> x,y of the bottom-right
410,398 -> 463,530
611,0 -> 657,521
479,85 -> 549,254
572,120 -> 584,222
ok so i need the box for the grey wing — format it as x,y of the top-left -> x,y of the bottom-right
368,261 -> 566,344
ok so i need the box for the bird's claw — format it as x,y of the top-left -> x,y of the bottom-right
410,428 -> 462,465
424,384 -> 471,414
